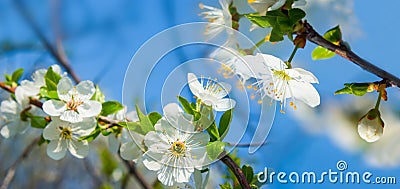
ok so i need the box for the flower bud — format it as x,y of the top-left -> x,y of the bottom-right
357,109 -> 384,143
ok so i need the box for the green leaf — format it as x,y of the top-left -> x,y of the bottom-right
11,68 -> 24,82
148,112 -> 162,125
101,101 -> 124,116
178,96 -> 195,115
135,105 -> 155,134
334,83 -> 373,96
288,8 -> 306,25
30,116 -> 48,129
80,128 -> 101,142
323,25 -> 342,43
206,122 -> 219,142
245,14 -> 272,28
311,46 -> 336,60
91,85 -> 105,102
220,183 -> 233,189
39,87 -> 59,99
45,67 -> 62,91
206,141 -> 226,160
242,165 -> 254,183
4,74 -> 12,82
218,109 -> 233,140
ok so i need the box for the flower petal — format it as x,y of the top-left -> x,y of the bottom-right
60,110 -> 83,123
77,101 -> 102,118
142,151 -> 163,171
68,140 -> 89,159
215,98 -> 236,111
144,131 -> 170,153
57,77 -> 73,102
120,141 -> 143,161
287,68 -> 319,83
0,100 -> 17,114
43,100 -> 66,116
72,117 -> 96,136
188,73 -> 205,98
47,139 -> 67,160
43,119 -> 61,140
260,53 -> 287,71
289,80 -> 320,108
76,80 -> 96,101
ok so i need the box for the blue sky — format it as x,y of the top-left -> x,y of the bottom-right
1,0 -> 400,188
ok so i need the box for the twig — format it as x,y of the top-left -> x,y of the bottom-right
0,83 -> 15,94
220,152 -> 251,189
0,136 -> 40,189
13,0 -> 80,83
120,157 -> 153,189
301,21 -> 400,87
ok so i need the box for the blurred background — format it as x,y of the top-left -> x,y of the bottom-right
1,0 -> 400,188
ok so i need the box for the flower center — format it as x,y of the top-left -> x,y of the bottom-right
66,98 -> 83,111
170,140 -> 186,156
204,80 -> 223,95
273,70 -> 291,81
59,127 -> 72,140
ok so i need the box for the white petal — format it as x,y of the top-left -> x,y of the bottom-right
187,133 -> 210,147
188,73 -> 205,97
126,111 -> 139,122
43,119 -> 61,140
60,110 -> 83,123
287,68 -> 319,83
259,53 -> 287,71
269,0 -> 286,10
142,151 -> 163,171
0,100 -> 17,114
215,98 -> 236,111
76,80 -> 96,101
19,80 -> 40,96
50,65 -> 63,76
47,139 -> 67,160
1,125 -> 12,138
144,131 -> 170,153
120,141 -> 143,161
77,101 -> 102,118
57,77 -> 73,102
289,80 -> 320,108
15,87 -> 29,107
31,68 -> 47,85
72,117 -> 96,136
43,100 -> 66,116
68,140 -> 89,159
163,103 -> 192,132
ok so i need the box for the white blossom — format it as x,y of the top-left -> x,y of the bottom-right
243,53 -> 320,112
43,77 -> 102,123
188,73 -> 236,111
19,64 -> 66,97
199,0 -> 233,40
43,117 -> 96,160
0,87 -> 42,138
248,0 -> 306,15
142,103 -> 209,186
358,109 -> 384,143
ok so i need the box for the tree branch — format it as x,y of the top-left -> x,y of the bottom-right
120,156 -> 153,189
301,21 -> 400,87
220,152 -> 251,189
0,136 -> 40,189
13,0 -> 80,83
0,83 -> 15,94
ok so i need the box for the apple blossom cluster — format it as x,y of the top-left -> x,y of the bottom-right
199,0 -> 387,144
0,65 -> 242,187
